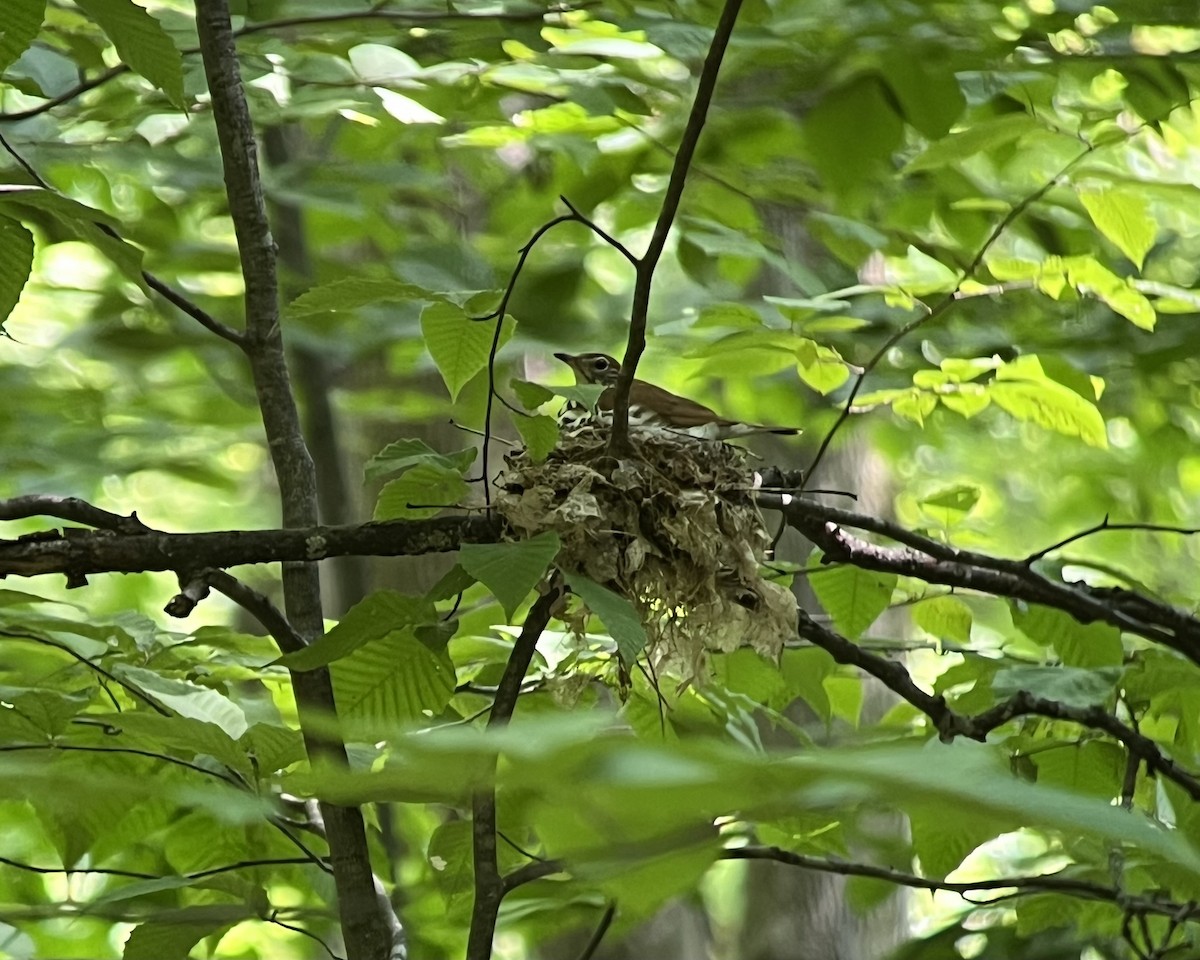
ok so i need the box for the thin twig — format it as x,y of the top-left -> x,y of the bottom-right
801,141 -> 1101,487
609,0 -> 744,454
0,6 -> 594,123
1025,516 -> 1200,565
576,902 -> 617,960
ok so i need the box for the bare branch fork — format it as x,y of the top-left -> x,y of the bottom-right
475,0 -> 745,460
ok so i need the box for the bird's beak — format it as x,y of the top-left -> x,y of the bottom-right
554,352 -> 581,379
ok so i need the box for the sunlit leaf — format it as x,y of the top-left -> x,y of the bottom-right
1078,185 -> 1157,270
287,277 -> 440,317
989,379 -> 1107,448
917,483 -> 981,526
114,666 -> 247,739
913,596 -> 973,644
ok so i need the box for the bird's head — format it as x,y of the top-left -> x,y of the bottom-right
554,352 -> 622,385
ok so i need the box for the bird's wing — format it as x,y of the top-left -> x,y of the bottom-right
597,378 -> 733,427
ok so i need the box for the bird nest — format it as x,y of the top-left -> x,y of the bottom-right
495,427 -> 798,676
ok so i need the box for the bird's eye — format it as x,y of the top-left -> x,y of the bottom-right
594,357 -> 609,371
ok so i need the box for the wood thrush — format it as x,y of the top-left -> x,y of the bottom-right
555,352 -> 801,440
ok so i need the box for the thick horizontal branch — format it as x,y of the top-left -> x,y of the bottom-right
0,511 -> 502,578
793,609 -> 1200,802
768,495 -> 1200,665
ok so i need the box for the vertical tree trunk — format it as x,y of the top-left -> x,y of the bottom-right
193,5 -> 395,957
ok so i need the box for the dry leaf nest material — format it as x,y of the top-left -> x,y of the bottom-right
496,427 -> 797,668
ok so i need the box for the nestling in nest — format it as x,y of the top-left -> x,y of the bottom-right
495,426 -> 798,675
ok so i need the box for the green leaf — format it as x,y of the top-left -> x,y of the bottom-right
74,0 -> 183,107
364,438 -> 477,483
1077,185 -> 1157,270
805,75 -> 903,192
287,277 -> 440,317
881,54 -> 964,139
693,302 -> 763,329
793,741 -> 1200,879
113,666 -> 247,738
510,378 -> 554,409
459,532 -> 561,618
0,0 -> 44,74
917,483 -> 981,526
778,647 -> 835,720
909,805 -> 1001,878
0,186 -> 146,291
277,591 -> 435,671
808,555 -> 896,640
988,379 -> 1107,448
122,905 -> 248,960
904,113 -> 1039,172
330,629 -> 456,734
991,665 -> 1120,708
1032,741 -> 1124,799
544,382 -> 607,411
543,27 -> 665,60
565,574 -> 648,663
374,463 -> 469,520
514,414 -> 559,463
0,184 -> 119,227
425,564 -> 477,603
794,338 -> 851,395
913,596 -> 972,644
1012,604 -> 1123,668
0,215 -> 34,328
1061,255 -> 1155,329
95,712 -> 250,778
421,301 -> 515,400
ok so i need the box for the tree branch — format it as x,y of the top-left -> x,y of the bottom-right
0,505 -> 500,579
194,4 -> 393,957
792,609 -> 1200,802
771,494 -> 1200,664
467,579 -> 564,960
725,847 -> 1200,922
502,845 -> 1200,924
609,0 -> 744,454
800,142 -> 1101,486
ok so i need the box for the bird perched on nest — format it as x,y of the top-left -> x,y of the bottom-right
555,352 -> 801,441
